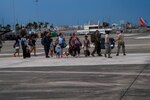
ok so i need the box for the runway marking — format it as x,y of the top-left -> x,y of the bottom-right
0,52 -> 45,56
0,90 -> 53,93
136,37 -> 150,39
0,81 -> 122,93
22,81 -> 122,87
0,71 -> 150,76
126,44 -> 150,47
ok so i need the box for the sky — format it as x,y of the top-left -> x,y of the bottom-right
0,0 -> 150,26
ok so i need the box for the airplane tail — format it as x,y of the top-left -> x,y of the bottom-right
140,17 -> 147,27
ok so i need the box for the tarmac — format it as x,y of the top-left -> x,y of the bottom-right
0,33 -> 150,100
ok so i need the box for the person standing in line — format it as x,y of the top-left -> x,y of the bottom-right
91,30 -> 102,57
68,35 -> 73,56
13,38 -> 20,57
55,42 -> 61,58
83,35 -> 90,57
72,33 -> 82,57
55,33 -> 66,58
42,32 -> 52,58
20,29 -> 28,59
58,33 -> 66,58
49,39 -> 54,57
115,30 -> 126,56
104,31 -> 112,58
29,35 -> 37,56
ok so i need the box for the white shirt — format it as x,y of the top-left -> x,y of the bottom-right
105,34 -> 110,43
58,36 -> 63,44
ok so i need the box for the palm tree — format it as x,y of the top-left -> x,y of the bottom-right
50,24 -> 54,29
44,22 -> 49,28
26,22 -> 33,31
6,24 -> 11,31
15,23 -> 21,32
39,22 -> 44,30
33,22 -> 38,30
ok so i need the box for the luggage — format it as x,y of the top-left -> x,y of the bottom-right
84,50 -> 90,57
26,48 -> 31,58
68,46 -> 73,56
41,37 -> 45,46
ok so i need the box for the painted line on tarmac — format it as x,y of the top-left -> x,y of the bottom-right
136,37 -> 150,39
0,71 -> 150,76
0,81 -> 122,93
20,81 -> 122,87
126,44 -> 150,47
0,52 -> 45,56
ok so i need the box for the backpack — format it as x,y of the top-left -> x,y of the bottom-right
13,42 -> 19,48
21,40 -> 25,46
84,50 -> 90,56
91,33 -> 95,43
74,37 -> 81,46
41,37 -> 45,46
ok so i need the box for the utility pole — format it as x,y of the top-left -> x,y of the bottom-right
13,0 -> 16,31
35,0 -> 39,22
2,17 -> 4,27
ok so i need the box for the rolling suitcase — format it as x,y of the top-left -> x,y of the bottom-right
84,50 -> 90,57
26,47 -> 31,58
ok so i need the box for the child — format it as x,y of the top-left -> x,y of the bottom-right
29,36 -> 37,56
55,43 -> 61,58
83,35 -> 90,57
50,39 -> 54,57
13,39 -> 20,57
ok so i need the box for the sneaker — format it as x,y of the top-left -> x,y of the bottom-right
98,54 -> 103,56
116,54 -> 119,56
108,56 -> 112,58
46,56 -> 50,58
124,54 -> 126,56
104,54 -> 107,58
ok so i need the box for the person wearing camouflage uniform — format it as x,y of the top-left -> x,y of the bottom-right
91,30 -> 102,56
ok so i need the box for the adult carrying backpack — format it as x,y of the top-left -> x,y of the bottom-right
41,37 -> 45,46
91,33 -> 95,43
21,39 -> 25,46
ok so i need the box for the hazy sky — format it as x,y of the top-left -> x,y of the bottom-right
0,0 -> 150,26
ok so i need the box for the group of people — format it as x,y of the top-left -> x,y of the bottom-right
13,29 -> 126,59
13,29 -> 37,59
41,29 -> 126,59
104,30 -> 126,58
41,32 -> 83,58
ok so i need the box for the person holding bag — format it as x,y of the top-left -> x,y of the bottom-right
13,38 -> 20,57
72,33 -> 82,57
55,33 -> 66,58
